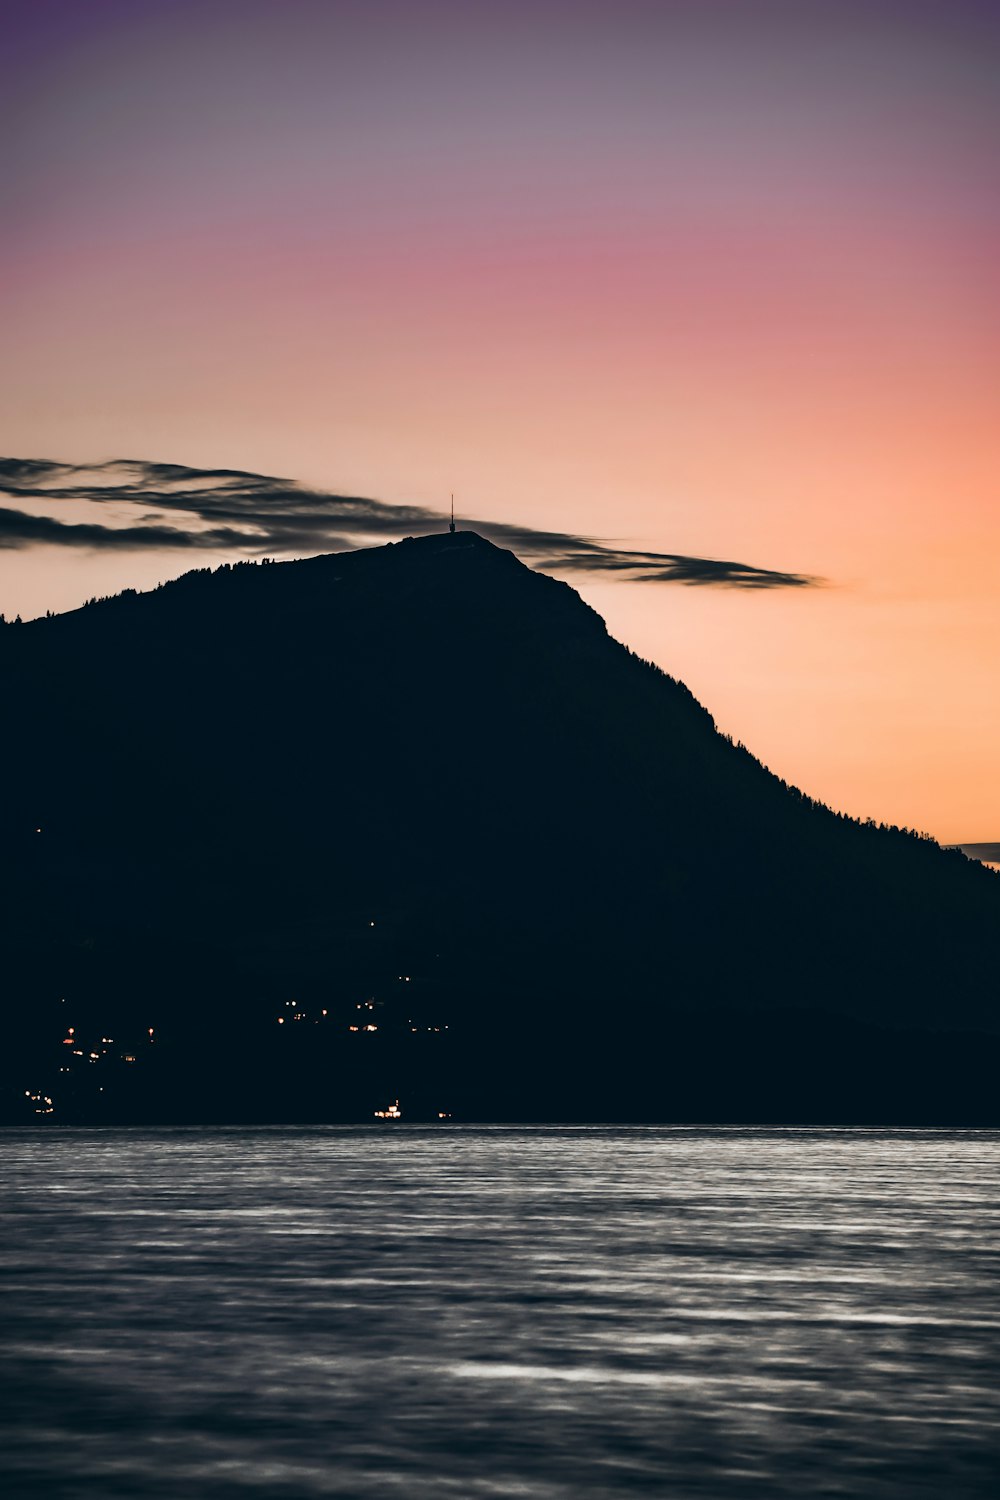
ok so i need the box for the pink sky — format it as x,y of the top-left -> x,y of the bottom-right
2,0 -> 998,843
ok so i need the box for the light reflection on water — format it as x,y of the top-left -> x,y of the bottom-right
2,1126 -> 999,1498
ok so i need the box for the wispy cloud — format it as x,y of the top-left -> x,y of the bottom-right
0,457 -> 819,590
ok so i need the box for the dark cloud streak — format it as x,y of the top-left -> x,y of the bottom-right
0,457 -> 819,589
0,504 -> 255,552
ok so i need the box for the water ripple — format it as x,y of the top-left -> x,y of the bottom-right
1,1125 -> 999,1497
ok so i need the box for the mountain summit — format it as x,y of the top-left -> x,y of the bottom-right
3,532 -> 998,1122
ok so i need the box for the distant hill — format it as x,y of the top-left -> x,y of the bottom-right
2,531 -> 998,1123
955,843 -> 1000,866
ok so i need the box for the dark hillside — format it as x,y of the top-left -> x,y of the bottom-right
2,531 -> 997,1122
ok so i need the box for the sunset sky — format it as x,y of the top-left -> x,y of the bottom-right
3,0 -> 998,845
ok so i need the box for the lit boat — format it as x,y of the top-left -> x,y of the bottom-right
374,1099 -> 402,1120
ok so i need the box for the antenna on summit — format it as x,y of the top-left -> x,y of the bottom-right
449,493 -> 456,534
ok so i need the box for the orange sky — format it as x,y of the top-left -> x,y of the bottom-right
2,0 -> 998,844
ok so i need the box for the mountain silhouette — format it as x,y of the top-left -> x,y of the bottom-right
3,530 -> 998,1123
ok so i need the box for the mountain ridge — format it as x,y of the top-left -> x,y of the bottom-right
2,530 -> 998,1123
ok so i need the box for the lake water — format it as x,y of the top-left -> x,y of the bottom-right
2,1126 -> 999,1498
